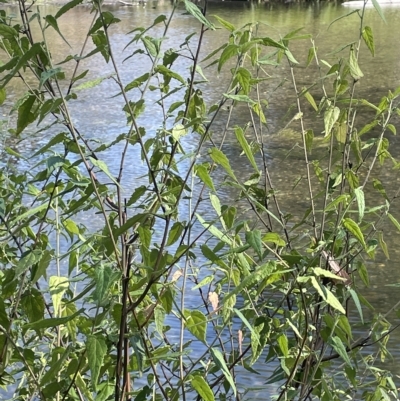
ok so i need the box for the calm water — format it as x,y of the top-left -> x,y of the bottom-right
2,0 -> 400,397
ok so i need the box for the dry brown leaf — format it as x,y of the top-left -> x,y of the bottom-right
321,250 -> 352,286
171,269 -> 183,282
208,291 -> 219,311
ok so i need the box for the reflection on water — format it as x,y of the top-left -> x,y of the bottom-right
2,0 -> 400,395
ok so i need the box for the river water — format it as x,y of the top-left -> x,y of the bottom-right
2,0 -> 400,398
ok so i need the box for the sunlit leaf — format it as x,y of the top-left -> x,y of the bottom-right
343,217 -> 366,249
49,276 -> 69,316
0,88 -> 6,105
184,310 -> 207,343
362,26 -> 374,56
210,348 -> 236,396
349,46 -> 364,80
354,187 -> 365,222
324,106 -> 340,137
330,336 -> 353,367
209,147 -> 236,180
303,89 -> 318,111
191,375 -> 215,401
310,277 -> 345,314
195,164 -> 215,191
277,334 -> 289,357
212,15 -> 235,32
234,126 -> 258,172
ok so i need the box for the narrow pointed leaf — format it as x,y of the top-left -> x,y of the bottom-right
210,348 -> 236,396
191,375 -> 215,401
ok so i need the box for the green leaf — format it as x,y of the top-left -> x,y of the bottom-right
209,147 -> 236,180
234,126 -> 258,172
262,232 -> 286,247
371,0 -> 387,23
23,309 -> 83,330
277,334 -> 289,357
75,74 -> 113,91
184,310 -> 207,343
223,93 -> 255,104
155,65 -> 185,84
87,334 -> 107,391
192,275 -> 214,290
89,157 -> 119,186
388,213 -> 400,231
212,15 -> 235,32
16,92 -> 37,135
55,0 -> 84,19
92,264 -> 119,307
362,26 -> 374,57
0,24 -> 18,38
195,164 -> 215,191
45,15 -> 70,46
330,336 -> 353,367
324,106 -> 340,137
224,263 -> 275,303
39,67 -> 64,89
260,37 -> 286,49
309,277 -> 345,314
191,375 -> 215,401
49,276 -> 69,316
154,306 -> 165,336
0,88 -> 5,105
210,193 -> 224,228
16,249 -> 43,278
63,218 -> 79,237
184,0 -> 215,30
166,221 -> 184,246
305,129 -> 314,153
41,346 -> 71,385
354,187 -> 365,222
343,217 -> 366,249
245,230 -> 263,259
126,185 -> 147,206
303,89 -> 318,112
387,123 -> 396,135
210,348 -> 236,396
235,67 -> 251,95
349,47 -> 363,80
313,267 -> 346,282
21,289 -> 45,323
378,231 -> 389,259
218,44 -> 238,72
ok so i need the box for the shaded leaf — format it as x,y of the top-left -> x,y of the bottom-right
87,334 -> 107,391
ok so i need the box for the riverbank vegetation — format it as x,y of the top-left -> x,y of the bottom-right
1,0 -> 400,400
